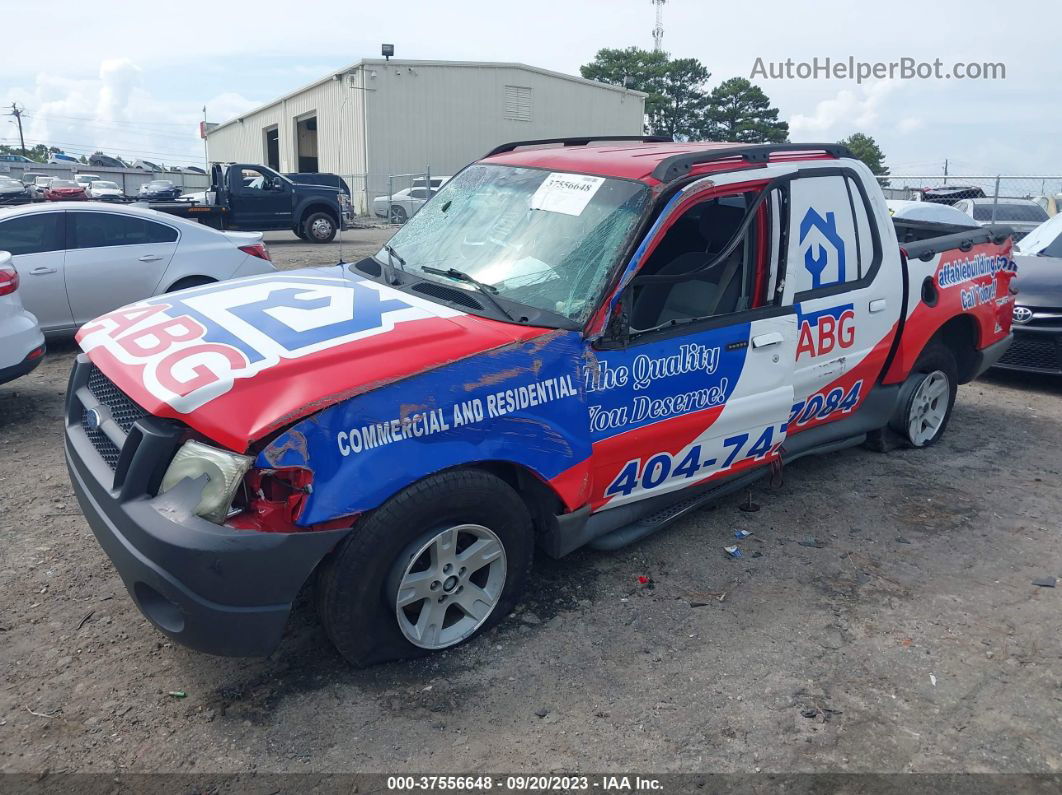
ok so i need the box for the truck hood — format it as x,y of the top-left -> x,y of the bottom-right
75,266 -> 549,451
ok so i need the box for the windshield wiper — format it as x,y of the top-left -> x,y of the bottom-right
421,266 -> 521,322
380,244 -> 405,285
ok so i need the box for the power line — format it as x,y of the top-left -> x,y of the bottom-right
3,136 -> 201,163
21,114 -> 200,143
30,112 -> 194,129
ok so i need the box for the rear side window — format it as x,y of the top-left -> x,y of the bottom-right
972,203 -> 1049,223
0,213 -> 64,256
786,175 -> 861,296
70,212 -> 178,249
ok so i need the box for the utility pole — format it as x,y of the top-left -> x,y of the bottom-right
8,103 -> 26,155
202,105 -> 209,172
652,0 -> 666,53
943,158 -> 948,185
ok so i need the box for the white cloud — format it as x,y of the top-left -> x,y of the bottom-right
896,117 -> 923,134
787,80 -> 900,136
2,60 -> 258,167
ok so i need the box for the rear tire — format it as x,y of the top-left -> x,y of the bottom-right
315,470 -> 534,667
889,342 -> 958,448
302,212 -> 337,243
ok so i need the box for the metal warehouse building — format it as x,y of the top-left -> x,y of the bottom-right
205,59 -> 646,213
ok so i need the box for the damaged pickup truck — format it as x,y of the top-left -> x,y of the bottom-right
65,138 -> 1017,665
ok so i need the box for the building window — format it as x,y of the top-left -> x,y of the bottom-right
504,85 -> 532,122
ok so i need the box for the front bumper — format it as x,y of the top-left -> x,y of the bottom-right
994,327 -> 1062,375
65,354 -> 350,656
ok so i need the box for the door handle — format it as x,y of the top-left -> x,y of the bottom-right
29,266 -> 57,275
752,331 -> 784,349
869,298 -> 887,313
138,254 -> 163,262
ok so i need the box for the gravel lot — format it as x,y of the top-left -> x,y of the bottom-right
1,228 -> 1059,775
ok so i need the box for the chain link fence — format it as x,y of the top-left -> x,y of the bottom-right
878,176 -> 1062,239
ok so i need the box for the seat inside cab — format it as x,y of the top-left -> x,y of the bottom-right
630,194 -> 765,332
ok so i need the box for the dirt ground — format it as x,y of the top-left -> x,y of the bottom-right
1,228 -> 1059,776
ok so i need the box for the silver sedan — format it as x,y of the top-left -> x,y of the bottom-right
0,202 -> 276,335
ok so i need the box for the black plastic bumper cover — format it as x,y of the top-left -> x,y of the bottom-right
973,333 -> 1014,378
65,422 -> 350,657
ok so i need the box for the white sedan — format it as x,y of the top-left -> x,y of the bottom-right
0,202 -> 276,335
87,180 -> 125,201
373,177 -> 451,224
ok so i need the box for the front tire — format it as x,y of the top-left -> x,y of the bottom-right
316,470 -> 534,667
389,205 -> 407,224
890,343 -> 958,448
302,211 -> 337,243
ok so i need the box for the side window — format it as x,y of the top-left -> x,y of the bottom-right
786,175 -> 861,296
0,213 -> 64,256
629,189 -> 771,332
239,168 -> 269,192
409,188 -> 429,200
70,212 -> 178,249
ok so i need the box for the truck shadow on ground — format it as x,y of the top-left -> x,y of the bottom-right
201,546 -> 606,725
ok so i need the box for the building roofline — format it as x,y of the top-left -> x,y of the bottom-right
206,59 -> 647,135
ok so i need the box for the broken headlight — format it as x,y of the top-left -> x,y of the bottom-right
159,440 -> 254,523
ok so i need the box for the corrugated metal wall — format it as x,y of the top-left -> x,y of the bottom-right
363,63 -> 645,202
206,75 -> 368,180
206,61 -> 644,214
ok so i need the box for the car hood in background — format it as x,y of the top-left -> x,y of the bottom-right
75,267 -> 549,451
1012,255 -> 1062,308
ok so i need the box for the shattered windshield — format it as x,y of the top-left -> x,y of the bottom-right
375,164 -> 650,323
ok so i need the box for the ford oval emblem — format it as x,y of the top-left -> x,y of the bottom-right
84,408 -> 103,431
1012,306 -> 1033,325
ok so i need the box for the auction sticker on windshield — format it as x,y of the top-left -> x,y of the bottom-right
530,172 -> 605,216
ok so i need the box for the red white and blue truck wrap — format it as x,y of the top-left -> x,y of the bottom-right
64,139 -> 1016,664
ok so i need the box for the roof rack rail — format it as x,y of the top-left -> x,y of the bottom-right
651,143 -> 853,183
485,135 -> 674,158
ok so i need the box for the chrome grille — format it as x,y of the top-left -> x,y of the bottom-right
87,366 -> 147,433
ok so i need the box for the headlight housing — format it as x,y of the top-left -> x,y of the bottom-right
159,440 -> 253,523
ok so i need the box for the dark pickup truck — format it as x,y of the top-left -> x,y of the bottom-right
147,163 -> 354,243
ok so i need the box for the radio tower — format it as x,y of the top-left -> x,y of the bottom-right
651,0 -> 666,52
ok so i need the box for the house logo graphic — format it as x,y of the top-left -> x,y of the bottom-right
799,208 -> 847,289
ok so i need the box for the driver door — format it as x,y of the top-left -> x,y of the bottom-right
587,181 -> 797,512
231,166 -> 291,228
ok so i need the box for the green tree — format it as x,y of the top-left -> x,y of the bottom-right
838,133 -> 889,176
581,47 -> 710,139
700,78 -> 788,143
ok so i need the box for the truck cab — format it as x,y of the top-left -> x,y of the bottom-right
64,139 -> 1015,665
208,163 -> 353,242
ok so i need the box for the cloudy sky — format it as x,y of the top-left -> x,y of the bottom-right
2,0 -> 1057,176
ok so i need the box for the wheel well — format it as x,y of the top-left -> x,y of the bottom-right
166,275 -> 216,292
300,204 -> 339,226
931,314 -> 980,383
471,461 -> 566,538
